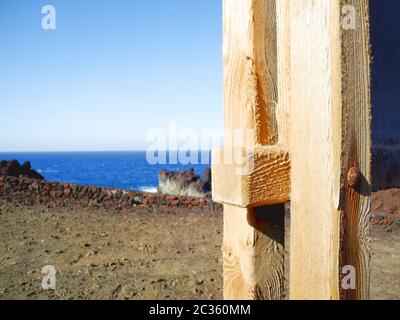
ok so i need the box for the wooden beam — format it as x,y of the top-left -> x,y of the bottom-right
212,145 -> 290,208
217,0 -> 286,300
287,0 -> 371,299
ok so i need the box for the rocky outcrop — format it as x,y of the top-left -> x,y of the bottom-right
0,160 -> 44,180
372,144 -> 400,191
158,168 -> 211,198
0,160 -> 221,212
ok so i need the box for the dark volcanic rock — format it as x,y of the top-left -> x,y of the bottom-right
372,144 -> 400,191
0,174 -> 221,213
158,168 -> 212,198
0,160 -> 44,180
202,168 -> 211,192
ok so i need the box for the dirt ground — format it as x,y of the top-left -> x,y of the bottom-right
0,200 -> 399,300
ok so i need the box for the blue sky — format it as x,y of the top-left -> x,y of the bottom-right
0,0 -> 223,151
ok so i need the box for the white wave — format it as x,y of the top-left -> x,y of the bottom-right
37,169 -> 59,174
139,186 -> 158,193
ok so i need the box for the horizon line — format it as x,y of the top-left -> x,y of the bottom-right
0,149 -> 213,153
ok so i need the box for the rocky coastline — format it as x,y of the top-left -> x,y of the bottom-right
0,160 -> 399,231
0,160 -> 221,213
158,168 -> 211,198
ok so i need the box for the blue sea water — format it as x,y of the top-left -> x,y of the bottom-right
0,152 -> 211,193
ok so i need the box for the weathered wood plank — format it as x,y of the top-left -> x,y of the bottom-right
288,0 -> 371,300
223,0 -> 278,147
339,0 -> 371,300
223,205 -> 285,300
276,0 -> 291,146
218,0 -> 286,300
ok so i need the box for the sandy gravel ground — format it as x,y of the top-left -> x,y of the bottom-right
0,201 -> 398,300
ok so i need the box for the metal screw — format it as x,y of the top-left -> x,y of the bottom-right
347,166 -> 361,189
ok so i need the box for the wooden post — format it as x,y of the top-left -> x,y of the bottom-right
212,0 -> 290,300
215,0 -> 370,300
286,0 -> 372,299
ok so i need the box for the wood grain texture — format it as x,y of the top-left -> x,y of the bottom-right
223,205 -> 285,299
288,0 -> 341,299
288,0 -> 371,300
212,145 -> 290,208
223,0 -> 278,146
218,0 -> 286,300
276,0 -> 291,146
339,0 -> 371,300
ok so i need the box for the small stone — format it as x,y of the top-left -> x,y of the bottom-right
384,225 -> 393,233
71,254 -> 83,264
375,211 -> 391,221
155,278 -> 166,283
195,279 -> 204,285
192,288 -> 203,295
112,284 -> 122,297
133,196 -> 143,204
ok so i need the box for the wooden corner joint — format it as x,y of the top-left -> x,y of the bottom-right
211,145 -> 290,208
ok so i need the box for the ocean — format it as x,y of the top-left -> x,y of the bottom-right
0,152 -> 211,193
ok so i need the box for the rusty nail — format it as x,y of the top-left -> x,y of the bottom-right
347,166 -> 361,189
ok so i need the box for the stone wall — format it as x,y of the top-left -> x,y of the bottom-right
0,175 -> 222,213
